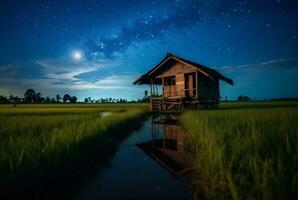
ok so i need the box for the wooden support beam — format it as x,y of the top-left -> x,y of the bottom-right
195,71 -> 198,99
151,79 -> 155,97
150,82 -> 153,97
162,77 -> 164,97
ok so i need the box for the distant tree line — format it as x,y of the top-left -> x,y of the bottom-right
1,89 -> 297,104
83,97 -> 128,104
0,89 -> 151,104
271,97 -> 298,101
237,95 -> 251,102
0,89 -> 78,104
222,96 -> 298,102
82,89 -> 149,103
237,96 -> 298,102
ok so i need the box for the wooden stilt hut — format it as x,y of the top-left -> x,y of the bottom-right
134,53 -> 233,111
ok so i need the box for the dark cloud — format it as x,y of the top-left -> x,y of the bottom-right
0,64 -> 18,78
218,57 -> 298,99
219,57 -> 298,72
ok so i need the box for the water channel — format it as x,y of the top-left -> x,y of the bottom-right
76,113 -> 192,200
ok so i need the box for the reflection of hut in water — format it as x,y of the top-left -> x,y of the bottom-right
137,115 -> 192,176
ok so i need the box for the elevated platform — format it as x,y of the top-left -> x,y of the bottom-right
150,97 -> 218,111
150,97 -> 185,111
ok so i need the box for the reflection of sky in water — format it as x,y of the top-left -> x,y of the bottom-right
100,112 -> 111,118
76,118 -> 189,200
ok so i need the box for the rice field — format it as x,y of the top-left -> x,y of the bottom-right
1,102 -> 297,199
181,102 -> 298,200
0,103 -> 148,199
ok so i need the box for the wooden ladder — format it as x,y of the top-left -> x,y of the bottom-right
151,99 -> 162,111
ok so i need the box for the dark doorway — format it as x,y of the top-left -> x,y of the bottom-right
163,76 -> 176,97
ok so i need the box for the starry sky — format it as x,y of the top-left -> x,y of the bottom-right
0,0 -> 298,100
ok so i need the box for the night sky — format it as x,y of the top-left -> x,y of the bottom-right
0,0 -> 298,100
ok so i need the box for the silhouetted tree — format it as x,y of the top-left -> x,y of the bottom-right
238,95 -> 242,101
143,90 -> 150,102
238,95 -> 251,102
0,95 -> 9,103
9,94 -> 20,103
63,94 -> 71,103
84,98 -> 89,103
118,98 -> 127,103
70,96 -> 77,103
24,89 -> 36,103
9,94 -> 13,102
88,97 -> 94,103
45,97 -> 50,103
56,94 -> 61,103
36,92 -> 43,103
13,96 -> 22,103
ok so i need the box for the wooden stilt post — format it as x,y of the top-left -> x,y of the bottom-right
195,71 -> 198,99
150,80 -> 153,97
150,80 -> 153,111
152,80 -> 155,97
162,77 -> 164,110
195,71 -> 199,109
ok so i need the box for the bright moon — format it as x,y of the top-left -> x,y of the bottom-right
72,50 -> 83,61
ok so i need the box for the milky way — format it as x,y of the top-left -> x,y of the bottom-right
0,0 -> 297,100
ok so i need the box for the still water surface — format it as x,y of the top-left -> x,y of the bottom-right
76,115 -> 190,200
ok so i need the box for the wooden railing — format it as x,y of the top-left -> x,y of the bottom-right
163,85 -> 178,97
151,85 -> 198,99
184,88 -> 197,98
163,87 -> 198,98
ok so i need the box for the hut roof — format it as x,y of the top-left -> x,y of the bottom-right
133,53 -> 233,85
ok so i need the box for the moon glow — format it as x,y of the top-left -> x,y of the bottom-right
72,50 -> 83,61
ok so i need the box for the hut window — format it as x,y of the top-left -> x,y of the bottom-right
164,76 -> 175,86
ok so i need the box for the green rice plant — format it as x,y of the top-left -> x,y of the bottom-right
181,106 -> 298,199
0,103 -> 148,115
0,104 -> 148,198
